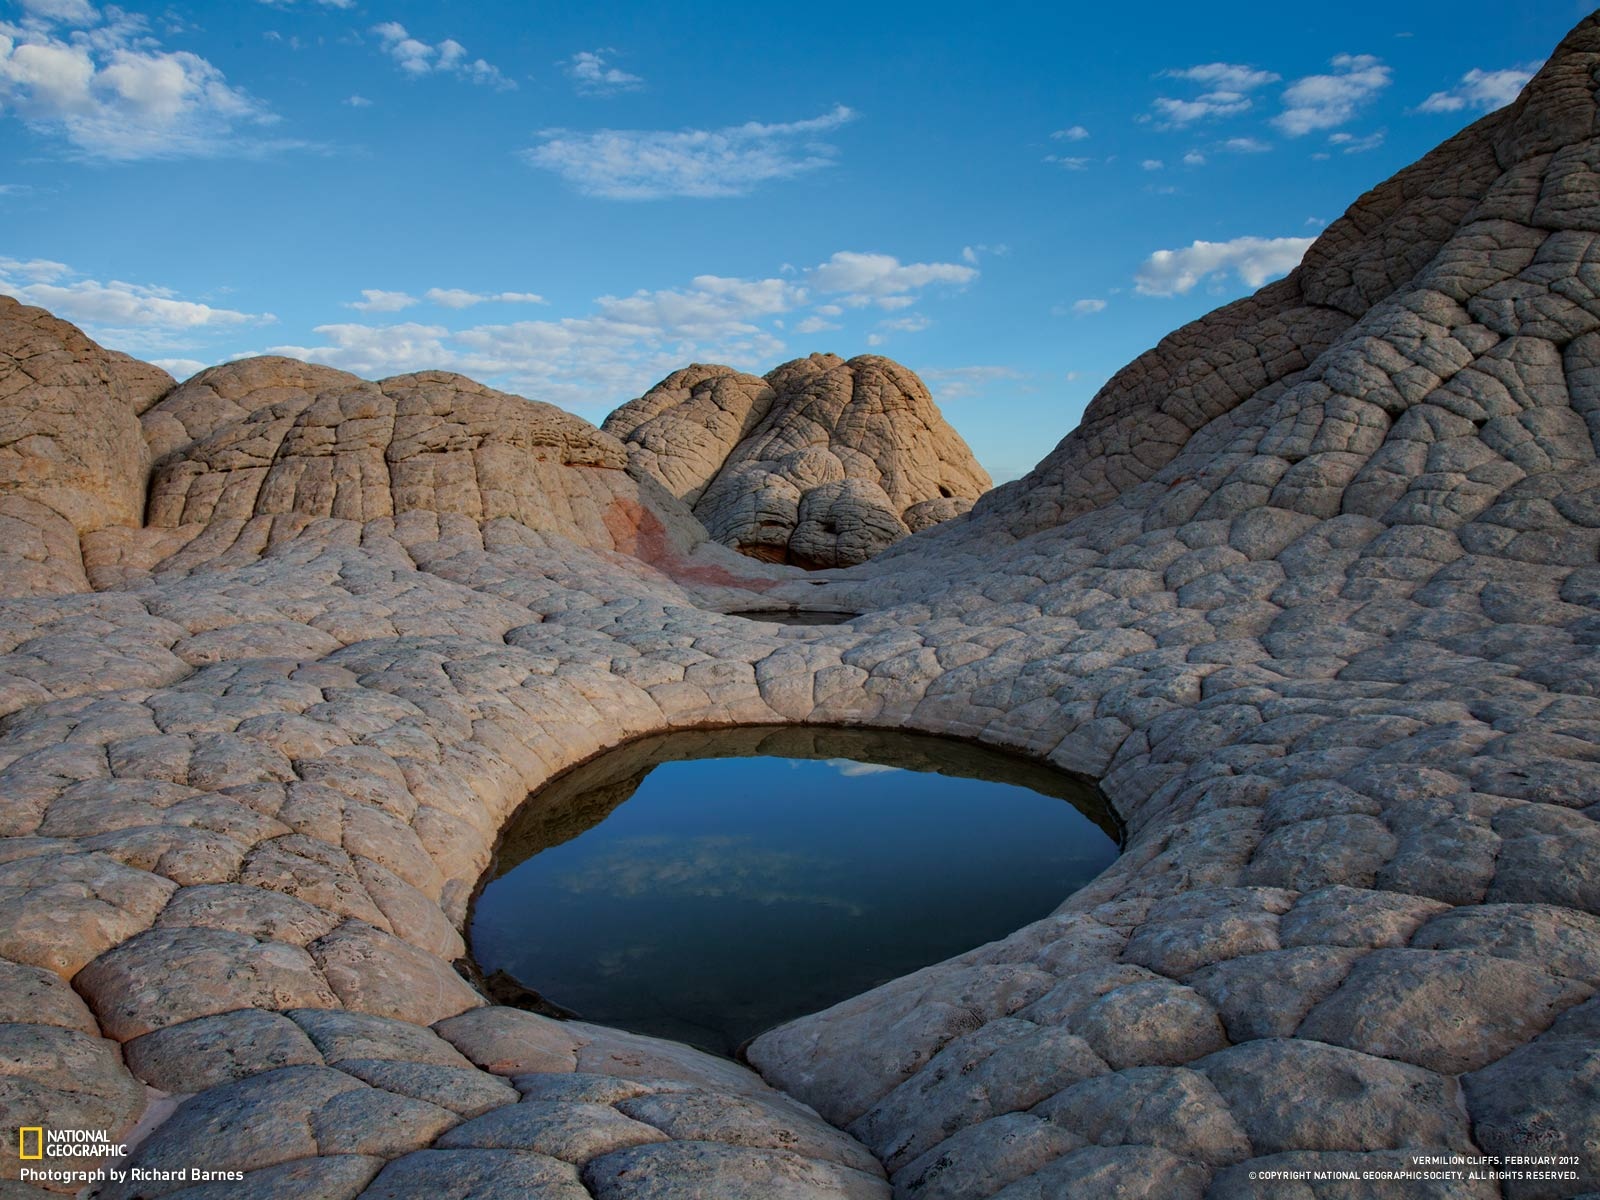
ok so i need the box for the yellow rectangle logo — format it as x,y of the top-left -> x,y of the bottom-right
18,1127 -> 42,1160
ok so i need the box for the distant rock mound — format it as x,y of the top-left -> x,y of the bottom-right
141,357 -> 709,560
605,353 -> 991,568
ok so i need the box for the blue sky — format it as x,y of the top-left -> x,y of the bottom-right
0,0 -> 1583,482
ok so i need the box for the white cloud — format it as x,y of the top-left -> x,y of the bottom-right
919,365 -> 1024,401
1070,298 -> 1106,315
1134,235 -> 1315,296
345,94 -> 371,107
0,258 -> 270,361
1221,136 -> 1270,153
1183,150 -> 1206,166
808,251 -> 975,308
1141,159 -> 1164,170
1052,124 -> 1089,140
270,272 -> 806,406
1273,54 -> 1391,136
425,287 -> 546,308
1164,63 -> 1280,90
149,356 -> 207,377
272,322 -> 452,377
1418,62 -> 1541,114
961,243 -> 1009,264
565,49 -> 642,95
257,0 -> 353,7
523,105 -> 855,199
1146,63 -> 1278,129
1150,93 -> 1251,126
1045,154 -> 1091,170
371,22 -> 513,89
348,289 -> 418,313
825,760 -> 900,777
877,313 -> 931,334
0,6 -> 282,159
19,0 -> 98,21
1328,130 -> 1384,153
260,249 -> 978,408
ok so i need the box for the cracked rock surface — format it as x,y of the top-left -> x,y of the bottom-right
604,353 -> 991,568
3,15 -> 1600,1200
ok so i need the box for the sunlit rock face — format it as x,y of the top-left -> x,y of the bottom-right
1,13 -> 1600,1200
0,296 -> 173,593
605,353 -> 991,568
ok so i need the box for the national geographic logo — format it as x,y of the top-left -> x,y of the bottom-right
13,1125 -> 127,1160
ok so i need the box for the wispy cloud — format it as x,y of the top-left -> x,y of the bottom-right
0,257 -> 273,357
371,22 -> 513,89
1417,62 -> 1541,113
809,251 -> 975,308
1052,124 -> 1089,141
1273,54 -> 1391,136
1164,63 -> 1280,91
1328,130 -> 1384,153
919,365 -> 1024,401
825,760 -> 901,777
564,49 -> 643,95
1147,62 -> 1279,128
347,287 -> 551,313
347,289 -> 417,313
1066,298 -> 1106,315
1134,235 -> 1315,296
522,105 -> 856,199
0,3 -> 285,160
273,274 -> 801,405
425,288 -> 546,309
867,312 -> 932,345
264,249 -> 976,407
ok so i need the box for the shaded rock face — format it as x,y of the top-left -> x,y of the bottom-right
2,15 -> 1600,1200
605,353 -> 991,567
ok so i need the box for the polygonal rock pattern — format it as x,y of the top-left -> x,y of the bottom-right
605,353 -> 991,567
2,15 -> 1600,1200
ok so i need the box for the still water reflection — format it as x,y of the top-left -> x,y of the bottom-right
471,727 -> 1119,1057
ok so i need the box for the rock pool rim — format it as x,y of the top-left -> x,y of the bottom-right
463,723 -> 1122,1030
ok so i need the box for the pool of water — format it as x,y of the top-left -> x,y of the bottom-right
470,727 -> 1119,1057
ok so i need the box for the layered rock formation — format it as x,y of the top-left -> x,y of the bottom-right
1,13 -> 1599,1200
605,354 -> 991,568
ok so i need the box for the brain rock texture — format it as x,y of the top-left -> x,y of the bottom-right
3,14 -> 1600,1200
604,353 -> 992,568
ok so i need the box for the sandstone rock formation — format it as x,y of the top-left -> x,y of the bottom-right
0,297 -> 172,594
605,353 -> 991,568
1,13 -> 1599,1200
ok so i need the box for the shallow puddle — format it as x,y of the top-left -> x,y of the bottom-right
470,726 -> 1119,1057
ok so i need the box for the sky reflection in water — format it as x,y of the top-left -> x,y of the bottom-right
472,745 -> 1118,1057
